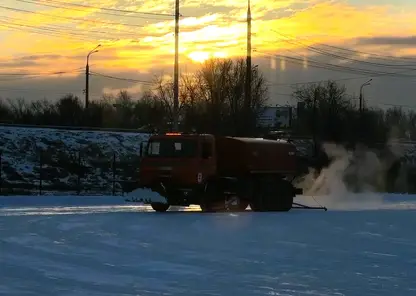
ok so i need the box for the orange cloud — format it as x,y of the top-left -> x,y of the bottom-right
0,0 -> 416,84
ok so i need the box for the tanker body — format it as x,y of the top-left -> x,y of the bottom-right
132,132 -> 303,212
215,137 -> 298,178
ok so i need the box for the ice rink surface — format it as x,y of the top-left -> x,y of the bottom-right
1,193 -> 416,295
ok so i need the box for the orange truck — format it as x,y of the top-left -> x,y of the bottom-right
128,132 -> 305,212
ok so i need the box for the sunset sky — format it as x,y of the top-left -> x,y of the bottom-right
0,0 -> 416,108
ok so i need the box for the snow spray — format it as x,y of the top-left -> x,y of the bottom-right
295,139 -> 405,210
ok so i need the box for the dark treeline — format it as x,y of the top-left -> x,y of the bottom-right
292,81 -> 416,147
0,58 -> 267,137
1,58 -> 415,145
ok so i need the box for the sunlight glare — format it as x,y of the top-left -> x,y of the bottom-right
188,51 -> 210,63
280,57 -> 286,71
303,55 -> 308,69
271,57 -> 277,70
188,51 -> 228,63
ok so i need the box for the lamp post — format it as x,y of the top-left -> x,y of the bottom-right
85,44 -> 101,109
359,78 -> 372,113
357,78 -> 372,144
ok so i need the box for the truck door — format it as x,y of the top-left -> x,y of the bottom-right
199,137 -> 216,183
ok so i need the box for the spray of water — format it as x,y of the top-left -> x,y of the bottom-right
295,137 -> 405,210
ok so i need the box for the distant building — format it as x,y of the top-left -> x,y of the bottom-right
257,106 -> 292,129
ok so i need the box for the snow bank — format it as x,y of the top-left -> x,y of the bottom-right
0,125 -> 150,194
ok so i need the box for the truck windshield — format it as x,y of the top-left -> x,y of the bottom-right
146,138 -> 198,158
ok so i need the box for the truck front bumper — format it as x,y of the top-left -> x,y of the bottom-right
138,180 -> 205,205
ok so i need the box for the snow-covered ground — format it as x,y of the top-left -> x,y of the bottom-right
1,192 -> 416,295
0,125 -> 150,193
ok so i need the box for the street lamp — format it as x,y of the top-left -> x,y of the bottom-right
359,78 -> 372,112
85,44 -> 101,108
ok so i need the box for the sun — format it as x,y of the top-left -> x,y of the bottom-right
188,51 -> 210,63
188,51 -> 228,63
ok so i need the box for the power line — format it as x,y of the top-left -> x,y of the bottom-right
0,68 -> 84,77
0,17 -> 156,41
0,4 -> 176,43
0,19 -> 168,44
1,46 -> 90,57
14,0 -> 174,20
266,76 -> 368,86
0,22 -> 92,42
271,31 -> 416,62
0,20 -> 118,42
0,5 -> 146,28
317,41 -> 416,62
25,0 -> 176,17
252,48 -> 416,87
0,69 -> 83,83
271,30 -> 416,69
0,15 -> 140,37
90,72 -> 154,85
256,50 -> 405,77
264,62 -> 416,88
255,50 -> 416,78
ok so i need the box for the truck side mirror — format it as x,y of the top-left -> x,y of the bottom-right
140,142 -> 143,157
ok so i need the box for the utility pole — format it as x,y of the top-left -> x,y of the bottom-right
244,0 -> 252,135
85,44 -> 101,108
358,78 -> 371,143
173,0 -> 180,132
312,88 -> 318,157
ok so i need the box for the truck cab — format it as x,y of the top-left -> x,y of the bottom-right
138,132 -> 217,207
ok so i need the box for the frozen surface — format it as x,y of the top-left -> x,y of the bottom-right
1,192 -> 416,295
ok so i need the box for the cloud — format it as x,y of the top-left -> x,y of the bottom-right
357,36 -> 416,46
102,83 -> 144,96
0,60 -> 38,69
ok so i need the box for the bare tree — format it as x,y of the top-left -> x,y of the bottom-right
195,58 -> 269,135
6,98 -> 34,124
0,98 -> 13,123
55,94 -> 83,126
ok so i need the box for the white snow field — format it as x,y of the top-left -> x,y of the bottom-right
1,192 -> 416,296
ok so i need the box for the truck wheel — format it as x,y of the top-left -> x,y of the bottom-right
275,181 -> 294,212
200,200 -> 227,212
250,191 -> 269,211
151,202 -> 170,212
236,200 -> 249,211
276,194 -> 293,212
249,178 -> 294,212
200,181 -> 226,213
249,178 -> 269,212
249,201 -> 263,212
225,196 -> 248,212
249,202 -> 258,211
